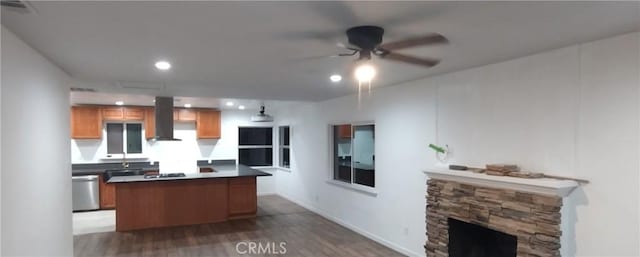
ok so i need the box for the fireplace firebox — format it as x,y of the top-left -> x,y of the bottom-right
448,218 -> 517,257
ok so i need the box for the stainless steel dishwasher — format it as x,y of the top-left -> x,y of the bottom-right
72,175 -> 100,211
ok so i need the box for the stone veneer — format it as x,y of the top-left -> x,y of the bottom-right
426,179 -> 563,257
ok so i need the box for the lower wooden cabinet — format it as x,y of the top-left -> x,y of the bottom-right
98,175 -> 116,209
228,177 -> 257,217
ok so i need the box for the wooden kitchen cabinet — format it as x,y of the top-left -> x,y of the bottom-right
71,106 -> 102,139
124,107 -> 145,120
144,108 -> 155,140
228,177 -> 257,217
72,105 -> 222,140
174,108 -> 197,122
103,107 -> 144,121
101,107 -> 124,120
98,175 -> 116,209
196,110 -> 221,139
338,124 -> 352,138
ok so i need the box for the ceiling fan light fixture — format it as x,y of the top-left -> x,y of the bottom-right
154,61 -> 171,71
354,64 -> 376,83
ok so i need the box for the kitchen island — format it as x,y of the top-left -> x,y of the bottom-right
107,164 -> 271,232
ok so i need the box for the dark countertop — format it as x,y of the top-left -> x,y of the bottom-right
72,162 -> 159,176
107,164 -> 272,183
71,160 -> 236,176
72,167 -> 158,176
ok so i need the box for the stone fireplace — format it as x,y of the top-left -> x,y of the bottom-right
424,169 -> 578,257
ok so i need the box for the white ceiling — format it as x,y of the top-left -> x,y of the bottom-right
68,91 -> 299,111
3,1 -> 639,102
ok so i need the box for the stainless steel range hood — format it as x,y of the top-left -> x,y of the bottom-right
154,97 -> 181,141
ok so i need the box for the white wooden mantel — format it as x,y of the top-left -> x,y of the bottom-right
424,168 -> 579,197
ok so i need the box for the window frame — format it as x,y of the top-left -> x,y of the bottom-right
278,125 -> 291,169
104,121 -> 146,158
327,121 -> 377,196
238,126 -> 274,167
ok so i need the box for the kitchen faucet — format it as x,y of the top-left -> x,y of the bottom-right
122,152 -> 129,168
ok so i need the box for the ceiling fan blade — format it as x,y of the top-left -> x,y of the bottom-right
379,33 -> 448,51
380,52 -> 440,67
338,51 -> 359,57
337,42 -> 360,52
1,0 -> 26,8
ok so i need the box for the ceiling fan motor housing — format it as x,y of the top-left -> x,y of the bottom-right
346,26 -> 384,51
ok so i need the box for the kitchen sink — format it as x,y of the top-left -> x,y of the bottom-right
103,168 -> 145,182
143,173 -> 186,179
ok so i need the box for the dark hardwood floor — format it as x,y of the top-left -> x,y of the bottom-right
73,195 -> 406,257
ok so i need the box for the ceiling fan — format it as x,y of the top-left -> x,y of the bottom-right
337,25 -> 448,68
283,2 -> 450,83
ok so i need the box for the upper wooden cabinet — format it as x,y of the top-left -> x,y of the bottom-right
102,107 -> 144,121
144,108 -> 155,140
102,107 -> 124,120
72,105 -> 221,140
71,106 -> 102,139
124,107 -> 145,120
338,124 -> 352,139
196,110 -> 221,139
174,108 -> 196,122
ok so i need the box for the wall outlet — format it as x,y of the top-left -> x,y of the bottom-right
403,227 -> 409,236
208,159 -> 212,164
314,195 -> 319,202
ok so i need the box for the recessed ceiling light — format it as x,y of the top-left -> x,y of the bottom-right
115,101 -> 124,106
184,104 -> 192,108
226,101 -> 234,107
238,105 -> 245,110
330,74 -> 342,82
154,61 -> 171,71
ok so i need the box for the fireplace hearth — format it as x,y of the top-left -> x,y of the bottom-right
448,218 -> 517,257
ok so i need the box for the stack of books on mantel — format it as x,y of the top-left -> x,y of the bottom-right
483,164 -> 544,178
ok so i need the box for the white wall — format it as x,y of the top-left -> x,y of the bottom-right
274,32 -> 640,257
1,26 -> 73,256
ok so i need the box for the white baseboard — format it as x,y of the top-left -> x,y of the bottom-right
276,193 -> 424,257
